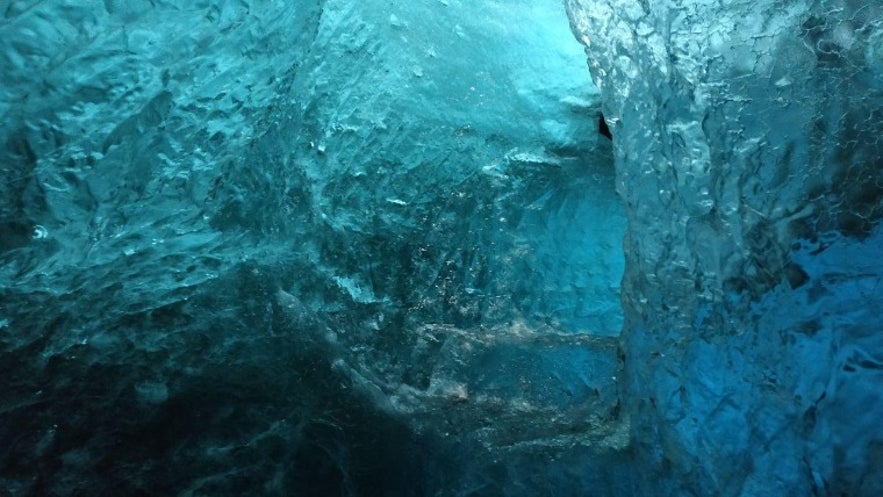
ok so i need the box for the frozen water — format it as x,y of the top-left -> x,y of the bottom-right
2,0 -> 880,495
566,0 -> 883,495
0,0 -> 628,495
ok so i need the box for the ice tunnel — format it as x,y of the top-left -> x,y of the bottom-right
0,0 -> 881,496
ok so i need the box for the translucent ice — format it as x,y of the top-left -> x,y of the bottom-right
0,1 -> 628,495
566,0 -> 883,495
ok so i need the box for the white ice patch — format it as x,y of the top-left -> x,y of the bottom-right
333,275 -> 381,304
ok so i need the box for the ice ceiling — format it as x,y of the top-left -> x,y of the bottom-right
1,0 -> 882,496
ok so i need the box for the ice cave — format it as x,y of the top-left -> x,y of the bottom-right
1,1 -> 881,496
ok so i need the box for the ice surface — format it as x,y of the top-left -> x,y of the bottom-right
0,1 -> 628,495
7,0 -> 878,494
566,0 -> 883,495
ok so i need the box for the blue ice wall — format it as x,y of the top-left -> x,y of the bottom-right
566,0 -> 883,495
0,1 -> 630,495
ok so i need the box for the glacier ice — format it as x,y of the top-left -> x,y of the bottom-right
566,0 -> 883,495
2,0 -> 881,495
0,0 -> 629,495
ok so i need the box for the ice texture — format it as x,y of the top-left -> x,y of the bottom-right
0,1 -> 629,495
565,0 -> 883,495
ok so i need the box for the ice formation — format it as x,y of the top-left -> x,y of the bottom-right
566,0 -> 883,495
0,0 -> 881,495
0,1 -> 628,495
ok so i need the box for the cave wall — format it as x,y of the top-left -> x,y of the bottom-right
565,1 -> 883,495
1,1 -> 631,495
